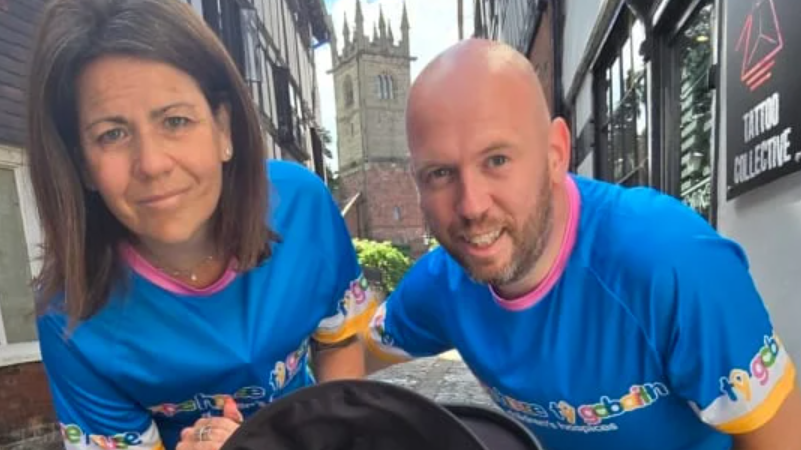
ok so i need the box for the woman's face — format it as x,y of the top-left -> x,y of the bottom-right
76,55 -> 232,247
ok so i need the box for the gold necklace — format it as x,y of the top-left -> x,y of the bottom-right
146,252 -> 217,282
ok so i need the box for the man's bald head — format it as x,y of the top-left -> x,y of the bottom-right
403,38 -> 572,295
407,38 -> 551,141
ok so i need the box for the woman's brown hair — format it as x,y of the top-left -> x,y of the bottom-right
27,0 -> 276,322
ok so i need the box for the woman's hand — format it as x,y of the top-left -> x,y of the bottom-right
177,397 -> 243,450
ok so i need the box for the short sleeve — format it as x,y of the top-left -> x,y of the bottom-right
664,236 -> 796,435
308,181 -> 376,345
38,312 -> 165,450
361,250 -> 453,363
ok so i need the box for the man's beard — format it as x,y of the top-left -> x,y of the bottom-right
429,177 -> 554,288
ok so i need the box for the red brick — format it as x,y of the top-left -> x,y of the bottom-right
0,362 -> 57,444
339,162 -> 427,257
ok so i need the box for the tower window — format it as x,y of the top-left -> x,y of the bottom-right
344,75 -> 354,107
376,74 -> 396,100
393,206 -> 402,221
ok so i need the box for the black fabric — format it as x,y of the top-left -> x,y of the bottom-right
221,380 -> 541,450
441,404 -> 543,450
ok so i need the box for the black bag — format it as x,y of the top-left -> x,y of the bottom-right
221,379 -> 543,450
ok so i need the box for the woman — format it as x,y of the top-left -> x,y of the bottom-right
27,0 -> 375,449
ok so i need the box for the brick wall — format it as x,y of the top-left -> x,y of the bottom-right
0,362 -> 60,450
339,170 -> 364,239
338,162 -> 427,256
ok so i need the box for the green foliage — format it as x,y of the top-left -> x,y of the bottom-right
353,239 -> 412,294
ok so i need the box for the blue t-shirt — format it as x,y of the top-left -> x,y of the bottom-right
364,175 -> 796,450
39,161 -> 376,450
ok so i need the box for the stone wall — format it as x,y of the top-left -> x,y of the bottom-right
360,54 -> 411,161
334,61 -> 365,170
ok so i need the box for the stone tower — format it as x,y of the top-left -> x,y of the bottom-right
331,1 -> 426,256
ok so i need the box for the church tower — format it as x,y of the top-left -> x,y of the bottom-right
331,1 -> 426,255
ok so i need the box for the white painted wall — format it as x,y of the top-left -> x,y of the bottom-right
562,0 -> 606,96
577,151 -> 594,178
186,0 -> 203,17
715,22 -> 801,368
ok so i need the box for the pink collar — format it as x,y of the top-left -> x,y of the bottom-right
490,176 -> 581,311
120,243 -> 238,296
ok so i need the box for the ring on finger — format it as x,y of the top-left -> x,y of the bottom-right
196,425 -> 212,442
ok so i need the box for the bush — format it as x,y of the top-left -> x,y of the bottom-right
353,239 -> 412,294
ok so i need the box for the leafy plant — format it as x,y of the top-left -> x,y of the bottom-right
353,239 -> 411,294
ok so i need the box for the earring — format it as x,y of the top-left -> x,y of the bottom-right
225,147 -> 233,160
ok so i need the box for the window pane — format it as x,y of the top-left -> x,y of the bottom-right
594,11 -> 650,186
631,19 -> 646,77
611,55 -> 622,109
676,2 -> 714,220
611,114 -> 625,181
622,37 -> 632,92
599,68 -> 611,126
621,91 -> 638,177
0,168 -> 36,344
635,75 -> 649,185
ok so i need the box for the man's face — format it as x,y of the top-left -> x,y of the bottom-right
409,79 -> 555,287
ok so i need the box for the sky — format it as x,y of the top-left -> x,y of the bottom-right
315,0 -> 475,171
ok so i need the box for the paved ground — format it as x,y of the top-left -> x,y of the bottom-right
368,350 -> 497,408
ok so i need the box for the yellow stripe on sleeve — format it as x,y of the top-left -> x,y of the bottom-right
716,360 -> 797,434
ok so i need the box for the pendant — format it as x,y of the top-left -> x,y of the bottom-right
191,273 -> 198,282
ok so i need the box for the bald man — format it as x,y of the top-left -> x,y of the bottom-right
359,39 -> 801,450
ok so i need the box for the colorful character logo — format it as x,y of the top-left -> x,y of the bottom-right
270,340 -> 311,393
720,334 -> 782,402
270,361 -> 288,391
372,308 -> 395,346
550,401 -> 576,425
340,276 -> 370,316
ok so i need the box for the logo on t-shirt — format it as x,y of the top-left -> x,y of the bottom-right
483,381 -> 670,434
60,422 -> 164,450
149,386 -> 268,418
270,339 -> 311,393
699,332 -> 795,432
719,334 -> 782,402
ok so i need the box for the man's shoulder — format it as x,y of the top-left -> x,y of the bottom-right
394,246 -> 487,300
572,177 -> 751,314
575,176 -> 721,273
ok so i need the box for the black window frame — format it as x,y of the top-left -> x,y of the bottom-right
592,8 -> 651,188
655,0 -> 717,223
